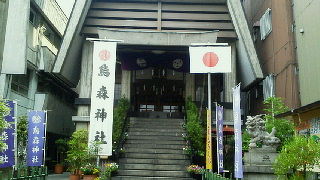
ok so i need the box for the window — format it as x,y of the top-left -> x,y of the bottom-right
11,70 -> 31,97
260,8 -> 272,40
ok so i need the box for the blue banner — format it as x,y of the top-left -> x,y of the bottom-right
0,101 -> 16,168
233,84 -> 243,178
27,111 -> 46,166
216,105 -> 224,173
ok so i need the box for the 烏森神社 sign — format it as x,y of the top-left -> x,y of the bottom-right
27,111 -> 46,166
0,101 -> 16,168
89,41 -> 117,156
189,45 -> 231,73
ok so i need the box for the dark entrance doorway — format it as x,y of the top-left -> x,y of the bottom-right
133,66 -> 185,113
117,45 -> 189,114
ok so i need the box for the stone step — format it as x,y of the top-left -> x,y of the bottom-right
130,117 -> 184,122
131,121 -> 184,126
129,128 -> 186,133
112,176 -> 193,180
128,131 -> 184,136
131,125 -> 183,129
125,148 -> 184,154
120,164 -> 186,171
119,158 -> 190,165
127,135 -> 184,141
125,143 -> 185,150
123,153 -> 189,160
117,170 -> 190,178
126,139 -> 186,145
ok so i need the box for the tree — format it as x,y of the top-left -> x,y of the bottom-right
274,136 -> 320,179
264,97 -> 294,148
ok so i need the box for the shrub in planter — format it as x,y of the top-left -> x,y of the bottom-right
66,130 -> 89,178
54,138 -> 68,174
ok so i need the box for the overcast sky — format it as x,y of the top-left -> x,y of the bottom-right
56,0 -> 75,17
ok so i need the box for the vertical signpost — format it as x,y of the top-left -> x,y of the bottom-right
216,105 -> 224,173
89,41 -> 117,156
27,111 -> 46,167
233,84 -> 243,179
189,44 -> 231,171
0,101 -> 16,168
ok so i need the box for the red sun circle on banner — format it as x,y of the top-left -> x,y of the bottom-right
202,52 -> 219,67
99,50 -> 111,61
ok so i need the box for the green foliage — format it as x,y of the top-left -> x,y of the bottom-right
55,138 -> 69,164
264,97 -> 294,148
274,136 -> 320,179
17,116 -> 28,167
242,131 -> 251,152
66,130 -> 90,174
0,99 -> 10,153
112,98 -> 130,148
185,97 -> 205,157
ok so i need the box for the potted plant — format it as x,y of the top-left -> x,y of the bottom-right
66,130 -> 89,180
54,138 -> 68,174
186,164 -> 204,180
101,162 -> 119,179
80,164 -> 100,180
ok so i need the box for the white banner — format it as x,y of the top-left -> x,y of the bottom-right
189,45 -> 231,73
89,41 -> 117,156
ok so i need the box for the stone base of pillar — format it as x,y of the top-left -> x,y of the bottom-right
243,148 -> 278,180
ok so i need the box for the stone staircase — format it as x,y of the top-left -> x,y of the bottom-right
113,117 -> 193,180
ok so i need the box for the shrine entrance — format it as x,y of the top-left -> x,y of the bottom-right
117,45 -> 188,114
133,66 -> 185,113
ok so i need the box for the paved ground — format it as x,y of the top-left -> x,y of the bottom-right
47,172 -> 69,180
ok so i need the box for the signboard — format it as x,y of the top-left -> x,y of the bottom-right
189,45 -> 231,73
89,41 -> 117,156
206,110 -> 212,169
233,84 -> 243,178
27,111 -> 46,166
0,101 -> 16,168
216,105 -> 224,173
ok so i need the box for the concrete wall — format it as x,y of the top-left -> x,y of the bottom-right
242,0 -> 300,111
45,92 -> 75,136
0,0 -> 9,72
293,0 -> 320,106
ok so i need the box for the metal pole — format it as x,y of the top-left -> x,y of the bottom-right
206,73 -> 212,171
43,110 -> 48,167
208,73 -> 211,111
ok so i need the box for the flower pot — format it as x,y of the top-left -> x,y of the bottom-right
54,164 -> 64,174
69,174 -> 80,180
83,175 -> 98,180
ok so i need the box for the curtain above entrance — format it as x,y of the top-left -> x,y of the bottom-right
119,53 -> 190,72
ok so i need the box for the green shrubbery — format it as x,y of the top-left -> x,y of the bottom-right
112,98 -> 130,148
264,97 -> 294,147
185,97 -> 205,157
274,136 -> 320,179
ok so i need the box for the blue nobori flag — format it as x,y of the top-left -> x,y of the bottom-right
233,84 -> 243,179
216,105 -> 224,173
0,101 -> 16,168
27,111 -> 46,166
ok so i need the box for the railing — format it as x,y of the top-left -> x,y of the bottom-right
202,170 -> 232,180
0,166 -> 48,179
111,112 -> 131,162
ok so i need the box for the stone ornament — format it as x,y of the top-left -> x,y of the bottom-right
246,115 -> 280,148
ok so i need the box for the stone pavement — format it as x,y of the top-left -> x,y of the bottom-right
47,172 -> 69,180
